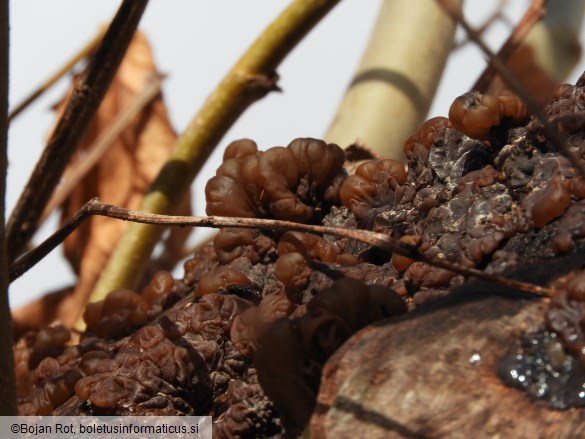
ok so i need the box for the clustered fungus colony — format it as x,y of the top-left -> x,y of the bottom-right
14,74 -> 585,436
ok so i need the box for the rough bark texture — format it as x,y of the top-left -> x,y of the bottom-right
312,292 -> 585,438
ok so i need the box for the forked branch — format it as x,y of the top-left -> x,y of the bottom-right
10,198 -> 556,298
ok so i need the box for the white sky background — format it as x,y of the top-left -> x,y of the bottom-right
6,0 -> 585,308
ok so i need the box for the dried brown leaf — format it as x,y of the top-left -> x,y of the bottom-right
44,31 -> 190,327
11,285 -> 74,340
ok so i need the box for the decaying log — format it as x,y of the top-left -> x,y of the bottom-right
312,266 -> 585,438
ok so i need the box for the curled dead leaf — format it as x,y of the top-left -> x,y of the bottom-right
16,30 -> 191,329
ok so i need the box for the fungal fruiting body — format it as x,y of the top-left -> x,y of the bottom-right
253,278 -> 406,436
448,90 -> 526,140
16,72 -> 585,437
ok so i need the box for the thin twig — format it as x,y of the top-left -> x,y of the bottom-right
0,0 -> 17,415
10,198 -> 556,298
437,0 -> 585,178
473,0 -> 548,92
39,74 -> 163,223
454,8 -> 508,50
91,0 -> 343,303
8,27 -> 107,122
10,200 -> 93,283
5,0 -> 149,263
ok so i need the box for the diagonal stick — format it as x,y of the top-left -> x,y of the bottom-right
10,198 -> 556,297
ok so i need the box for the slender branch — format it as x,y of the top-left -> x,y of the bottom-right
10,199 -> 555,298
473,0 -> 548,92
8,27 -> 106,122
90,0 -> 343,303
5,0 -> 149,263
10,200 -> 93,283
39,74 -> 163,223
0,0 -> 17,415
437,0 -> 585,178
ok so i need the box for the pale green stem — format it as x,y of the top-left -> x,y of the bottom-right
325,0 -> 463,162
89,0 -> 342,308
